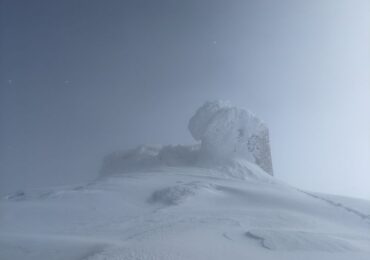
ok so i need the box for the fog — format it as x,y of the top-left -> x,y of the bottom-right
1,0 -> 369,199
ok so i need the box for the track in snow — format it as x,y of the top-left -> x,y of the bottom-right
299,190 -> 370,223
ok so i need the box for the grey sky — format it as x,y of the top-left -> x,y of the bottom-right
1,0 -> 369,199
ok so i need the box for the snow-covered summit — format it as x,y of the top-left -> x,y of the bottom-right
100,101 -> 273,176
1,101 -> 370,260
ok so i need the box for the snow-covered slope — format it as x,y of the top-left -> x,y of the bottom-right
1,162 -> 369,260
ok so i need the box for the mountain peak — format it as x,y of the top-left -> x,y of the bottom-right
101,101 -> 273,176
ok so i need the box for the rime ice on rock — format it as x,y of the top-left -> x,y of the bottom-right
188,101 -> 273,175
100,101 -> 273,177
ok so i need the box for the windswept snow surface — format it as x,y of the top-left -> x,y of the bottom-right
1,162 -> 369,260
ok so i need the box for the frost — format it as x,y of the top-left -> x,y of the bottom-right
189,101 -> 273,175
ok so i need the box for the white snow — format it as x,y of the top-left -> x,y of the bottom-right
1,164 -> 369,260
0,101 -> 369,259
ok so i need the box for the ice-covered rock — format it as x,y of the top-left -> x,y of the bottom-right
100,144 -> 200,175
100,145 -> 161,175
158,144 -> 200,166
100,101 -> 273,176
189,101 -> 273,175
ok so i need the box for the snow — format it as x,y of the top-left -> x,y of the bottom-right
1,165 -> 369,260
0,101 -> 369,259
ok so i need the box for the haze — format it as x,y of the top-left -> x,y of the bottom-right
0,0 -> 369,199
